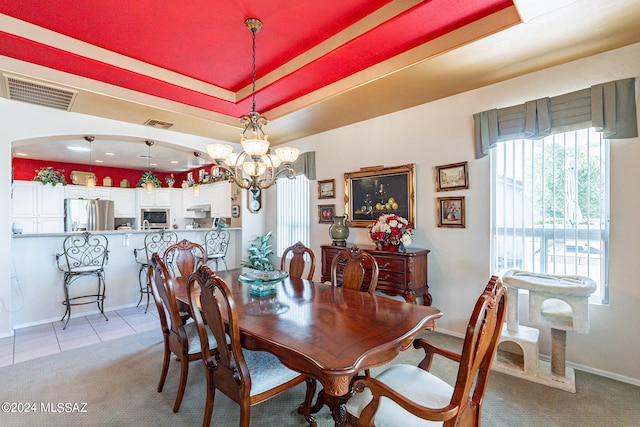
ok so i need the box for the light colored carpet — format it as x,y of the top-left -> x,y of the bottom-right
0,328 -> 638,426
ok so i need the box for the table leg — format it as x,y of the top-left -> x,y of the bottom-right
309,388 -> 350,427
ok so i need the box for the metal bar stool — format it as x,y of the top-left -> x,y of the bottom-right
56,232 -> 109,329
133,230 -> 178,312
202,229 -> 230,271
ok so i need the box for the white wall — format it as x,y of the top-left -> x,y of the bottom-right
268,43 -> 640,384
2,42 -> 639,383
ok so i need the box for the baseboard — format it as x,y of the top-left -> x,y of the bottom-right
434,327 -> 640,387
12,302 -> 142,331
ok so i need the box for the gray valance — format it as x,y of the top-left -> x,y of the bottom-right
473,78 -> 638,158
285,151 -> 316,180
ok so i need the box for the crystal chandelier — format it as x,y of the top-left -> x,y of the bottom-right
206,18 -> 299,196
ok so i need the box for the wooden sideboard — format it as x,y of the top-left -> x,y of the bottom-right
320,245 -> 431,306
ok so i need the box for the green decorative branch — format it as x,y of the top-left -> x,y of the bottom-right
137,170 -> 162,188
242,231 -> 274,271
33,167 -> 67,186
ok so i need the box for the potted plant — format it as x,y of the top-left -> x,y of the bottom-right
137,170 -> 162,188
33,167 -> 67,186
242,231 -> 275,271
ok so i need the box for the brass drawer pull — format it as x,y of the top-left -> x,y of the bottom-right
379,262 -> 391,269
381,274 -> 391,281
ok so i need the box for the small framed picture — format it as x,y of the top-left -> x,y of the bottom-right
437,196 -> 465,228
318,179 -> 335,199
435,161 -> 469,191
318,204 -> 335,223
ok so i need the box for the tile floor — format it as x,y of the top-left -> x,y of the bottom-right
0,305 -> 160,368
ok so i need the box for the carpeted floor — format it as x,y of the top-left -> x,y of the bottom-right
0,328 -> 638,426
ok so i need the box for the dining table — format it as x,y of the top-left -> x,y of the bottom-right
172,267 -> 442,427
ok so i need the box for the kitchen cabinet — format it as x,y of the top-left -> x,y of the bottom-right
209,181 -> 232,217
64,185 -> 110,200
137,188 -> 171,207
110,188 -> 136,217
11,181 -> 65,233
12,181 -> 38,217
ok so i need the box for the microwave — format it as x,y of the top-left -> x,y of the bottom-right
141,208 -> 170,229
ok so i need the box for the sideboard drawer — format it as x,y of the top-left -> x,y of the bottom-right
321,245 -> 431,305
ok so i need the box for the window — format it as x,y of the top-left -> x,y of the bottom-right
276,175 -> 310,256
491,128 -> 609,303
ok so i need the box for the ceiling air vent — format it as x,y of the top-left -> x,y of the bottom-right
3,75 -> 77,111
144,119 -> 174,129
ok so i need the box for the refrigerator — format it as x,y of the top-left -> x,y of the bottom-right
64,199 -> 115,232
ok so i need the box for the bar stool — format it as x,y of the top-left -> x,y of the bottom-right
202,229 -> 230,271
133,230 -> 178,312
56,232 -> 109,329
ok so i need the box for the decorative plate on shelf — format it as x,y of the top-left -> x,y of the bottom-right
70,171 -> 96,185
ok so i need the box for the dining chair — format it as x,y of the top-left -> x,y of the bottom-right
55,232 -> 109,329
133,229 -> 178,312
330,246 -> 379,294
148,254 -> 222,413
280,241 -> 316,280
345,276 -> 507,427
202,229 -> 230,271
187,265 -> 316,427
163,239 -> 207,278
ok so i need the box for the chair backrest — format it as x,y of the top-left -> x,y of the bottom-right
280,241 -> 316,280
448,276 -> 507,426
330,246 -> 379,294
163,239 -> 207,278
144,230 -> 178,261
147,254 -> 170,336
188,265 -> 251,402
58,232 -> 109,271
203,229 -> 230,258
150,254 -> 186,338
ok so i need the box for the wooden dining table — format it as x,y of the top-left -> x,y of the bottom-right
171,268 -> 442,426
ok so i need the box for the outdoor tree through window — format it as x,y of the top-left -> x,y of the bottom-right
491,128 -> 609,303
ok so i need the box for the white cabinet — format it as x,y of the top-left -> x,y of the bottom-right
64,185 -> 110,200
182,187 -> 197,218
209,181 -> 232,217
11,181 -> 64,234
38,184 -> 65,217
136,188 -> 171,207
110,188 -> 136,217
12,181 -> 38,217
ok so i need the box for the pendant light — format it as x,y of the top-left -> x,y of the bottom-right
145,140 -> 154,193
85,136 -> 95,190
193,151 -> 201,196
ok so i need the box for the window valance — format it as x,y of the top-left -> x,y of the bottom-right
473,78 -> 637,158
281,151 -> 316,180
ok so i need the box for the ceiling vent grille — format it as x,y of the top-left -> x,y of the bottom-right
3,75 -> 77,111
144,119 -> 174,129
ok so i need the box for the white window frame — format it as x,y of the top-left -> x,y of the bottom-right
490,128 -> 609,304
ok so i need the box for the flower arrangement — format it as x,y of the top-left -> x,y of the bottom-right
137,170 -> 162,188
33,166 -> 67,186
369,214 -> 412,250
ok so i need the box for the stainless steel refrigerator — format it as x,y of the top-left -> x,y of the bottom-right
64,199 -> 115,232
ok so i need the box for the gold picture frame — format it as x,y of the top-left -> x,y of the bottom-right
435,161 -> 469,191
437,196 -> 465,228
318,179 -> 335,199
344,164 -> 416,228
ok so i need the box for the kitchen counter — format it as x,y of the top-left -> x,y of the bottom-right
11,227 -> 241,238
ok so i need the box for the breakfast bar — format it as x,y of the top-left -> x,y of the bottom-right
10,228 -> 241,328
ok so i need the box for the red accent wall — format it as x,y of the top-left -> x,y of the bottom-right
12,158 -> 215,188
